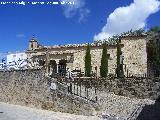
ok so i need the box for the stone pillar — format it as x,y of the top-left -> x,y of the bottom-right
55,59 -> 59,74
45,51 -> 50,75
49,65 -> 53,76
57,64 -> 59,73
66,63 -> 73,71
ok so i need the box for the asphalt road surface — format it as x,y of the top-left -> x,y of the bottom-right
0,102 -> 102,120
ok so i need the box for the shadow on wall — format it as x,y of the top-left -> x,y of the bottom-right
137,97 -> 160,120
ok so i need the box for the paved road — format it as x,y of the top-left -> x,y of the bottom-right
0,102 -> 102,120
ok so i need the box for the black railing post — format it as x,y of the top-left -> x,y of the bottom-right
85,82 -> 87,98
68,85 -> 69,93
80,81 -> 81,97
74,81 -> 76,94
70,82 -> 72,94
77,82 -> 78,95
86,81 -> 89,99
87,87 -> 88,99
95,87 -> 97,102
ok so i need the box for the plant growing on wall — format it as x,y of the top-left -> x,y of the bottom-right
85,44 -> 91,77
149,26 -> 160,32
100,43 -> 108,77
121,28 -> 146,37
147,27 -> 160,76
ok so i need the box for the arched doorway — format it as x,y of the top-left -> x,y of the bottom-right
38,60 -> 45,66
49,60 -> 57,76
58,59 -> 67,76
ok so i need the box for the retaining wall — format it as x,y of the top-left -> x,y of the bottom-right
0,69 -> 97,116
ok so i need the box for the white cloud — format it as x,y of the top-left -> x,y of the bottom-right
94,0 -> 160,41
94,32 -> 110,41
16,34 -> 25,38
78,8 -> 90,22
59,0 -> 90,21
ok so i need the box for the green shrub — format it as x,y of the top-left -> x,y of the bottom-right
85,44 -> 92,77
100,43 -> 108,77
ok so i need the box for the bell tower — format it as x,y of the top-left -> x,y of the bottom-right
29,36 -> 38,51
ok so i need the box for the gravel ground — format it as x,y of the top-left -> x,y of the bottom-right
0,102 -> 103,120
69,85 -> 155,119
97,91 -> 155,120
63,83 -> 155,119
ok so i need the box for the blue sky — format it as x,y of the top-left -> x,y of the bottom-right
0,0 -> 160,53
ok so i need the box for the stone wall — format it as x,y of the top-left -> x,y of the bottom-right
73,46 -> 117,76
72,36 -> 147,77
1,69 -> 159,119
28,45 -> 118,76
83,77 -> 160,100
0,69 -> 98,115
121,36 -> 147,76
27,36 -> 148,77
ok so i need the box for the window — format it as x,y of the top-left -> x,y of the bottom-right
20,54 -> 23,59
31,43 -> 33,50
12,54 -> 16,61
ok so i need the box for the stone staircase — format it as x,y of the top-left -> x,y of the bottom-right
46,75 -> 100,116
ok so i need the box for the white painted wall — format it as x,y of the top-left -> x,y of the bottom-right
7,52 -> 28,70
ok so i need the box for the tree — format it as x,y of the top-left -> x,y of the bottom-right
85,44 -> 91,77
100,43 -> 108,77
116,40 -> 123,78
149,26 -> 160,32
147,29 -> 160,76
